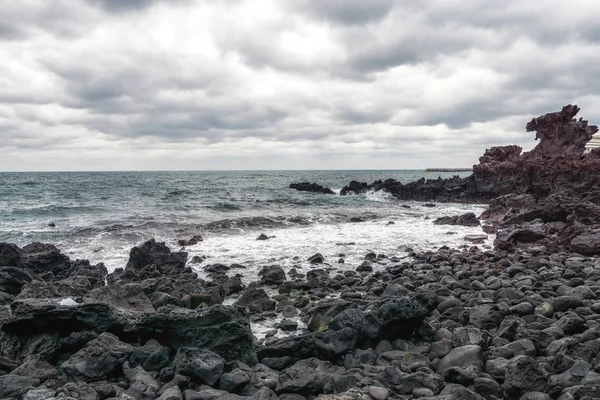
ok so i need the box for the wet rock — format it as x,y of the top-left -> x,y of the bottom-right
289,182 -> 335,195
356,261 -> 373,273
126,239 -> 188,275
259,265 -> 287,285
280,318 -> 298,332
178,235 -> 203,247
433,212 -> 481,227
308,253 -> 325,264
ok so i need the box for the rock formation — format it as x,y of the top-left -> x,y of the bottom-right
523,104 -> 598,160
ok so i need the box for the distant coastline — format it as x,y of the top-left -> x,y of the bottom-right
424,167 -> 472,172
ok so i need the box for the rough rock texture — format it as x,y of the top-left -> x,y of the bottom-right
289,182 -> 335,195
523,104 -> 598,160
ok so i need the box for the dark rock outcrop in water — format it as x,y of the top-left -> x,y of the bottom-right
289,182 -> 335,195
433,212 -> 480,227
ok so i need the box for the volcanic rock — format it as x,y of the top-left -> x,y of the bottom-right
289,182 -> 335,195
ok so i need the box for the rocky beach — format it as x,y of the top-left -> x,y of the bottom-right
1,105 -> 600,400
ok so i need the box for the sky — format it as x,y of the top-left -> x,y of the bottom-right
1,0 -> 599,171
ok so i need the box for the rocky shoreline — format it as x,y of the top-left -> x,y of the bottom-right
1,105 -> 599,400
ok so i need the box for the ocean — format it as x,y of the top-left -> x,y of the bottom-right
0,170 -> 488,284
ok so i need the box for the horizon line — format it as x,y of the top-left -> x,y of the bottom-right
0,167 -> 474,173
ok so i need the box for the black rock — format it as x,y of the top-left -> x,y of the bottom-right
60,332 -> 133,382
276,357 -> 359,396
173,347 -> 225,386
259,265 -> 287,285
433,212 -> 481,227
307,253 -> 325,264
126,239 -> 188,276
0,242 -> 21,266
502,355 -> 550,399
0,266 -> 35,295
129,339 -> 170,372
289,182 -> 335,195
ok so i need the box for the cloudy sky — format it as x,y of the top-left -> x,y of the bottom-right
1,0 -> 599,171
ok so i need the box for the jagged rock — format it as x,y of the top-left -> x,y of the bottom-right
259,265 -> 287,285
177,235 -> 203,247
340,181 -> 368,196
54,382 -> 100,400
185,286 -> 225,308
0,242 -> 21,266
436,345 -> 485,375
0,266 -> 35,295
0,374 -> 39,398
173,347 -> 225,385
126,239 -> 188,275
502,356 -> 550,399
308,253 -> 325,264
433,212 -> 481,227
289,182 -> 335,195
129,339 -> 170,372
90,283 -> 156,312
276,358 -> 359,396
60,332 -> 134,382
523,104 -> 598,160
19,242 -> 72,277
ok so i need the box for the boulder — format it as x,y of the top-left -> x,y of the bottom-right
173,347 -> 225,385
259,265 -> 287,285
437,345 -> 485,375
276,358 -> 358,396
60,332 -> 133,382
0,266 -> 35,295
0,242 -> 21,266
126,239 -> 188,275
502,356 -> 550,399
19,242 -> 72,278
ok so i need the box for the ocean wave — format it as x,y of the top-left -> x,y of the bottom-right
9,204 -> 103,217
364,190 -> 395,203
208,203 -> 242,212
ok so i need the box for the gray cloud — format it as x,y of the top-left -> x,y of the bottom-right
0,0 -> 599,171
291,0 -> 397,25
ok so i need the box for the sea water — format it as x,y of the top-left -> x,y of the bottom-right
0,170 -> 487,280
